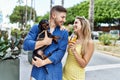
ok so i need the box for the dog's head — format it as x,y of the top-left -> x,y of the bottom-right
38,19 -> 49,31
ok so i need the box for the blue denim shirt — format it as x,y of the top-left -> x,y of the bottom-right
23,24 -> 68,80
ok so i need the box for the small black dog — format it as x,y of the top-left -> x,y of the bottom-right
32,19 -> 59,61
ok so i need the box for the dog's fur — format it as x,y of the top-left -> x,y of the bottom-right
32,19 -> 59,60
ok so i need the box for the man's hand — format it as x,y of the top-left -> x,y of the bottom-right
32,57 -> 45,67
43,31 -> 52,45
32,56 -> 52,67
35,31 -> 52,50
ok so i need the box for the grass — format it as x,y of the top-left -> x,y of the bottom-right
94,41 -> 120,57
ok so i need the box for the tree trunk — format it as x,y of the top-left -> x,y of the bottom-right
29,0 -> 33,21
33,0 -> 36,22
89,0 -> 94,31
25,0 -> 28,29
62,0 -> 64,7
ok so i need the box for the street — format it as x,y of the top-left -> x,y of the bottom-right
20,51 -> 120,80
85,52 -> 120,80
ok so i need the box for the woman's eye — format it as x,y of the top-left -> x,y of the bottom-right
74,22 -> 78,24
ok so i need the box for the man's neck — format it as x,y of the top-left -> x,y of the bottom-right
49,19 -> 56,28
49,19 -> 56,33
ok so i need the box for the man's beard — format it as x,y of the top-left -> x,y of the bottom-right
54,18 -> 61,26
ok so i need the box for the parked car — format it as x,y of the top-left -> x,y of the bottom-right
109,30 -> 120,39
92,31 -> 99,39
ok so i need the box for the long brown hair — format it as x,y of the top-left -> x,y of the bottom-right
76,16 -> 91,55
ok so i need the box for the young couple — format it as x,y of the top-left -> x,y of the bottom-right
23,5 -> 94,80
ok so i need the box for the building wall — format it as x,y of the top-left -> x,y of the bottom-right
94,26 -> 120,32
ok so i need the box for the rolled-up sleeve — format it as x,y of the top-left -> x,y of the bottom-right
23,25 -> 39,51
49,30 -> 68,64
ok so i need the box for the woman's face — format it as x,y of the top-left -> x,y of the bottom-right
73,19 -> 82,34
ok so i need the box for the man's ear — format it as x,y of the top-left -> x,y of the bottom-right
52,12 -> 56,19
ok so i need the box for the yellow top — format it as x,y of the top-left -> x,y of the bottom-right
63,44 -> 85,80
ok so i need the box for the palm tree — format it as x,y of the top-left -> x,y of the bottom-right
30,0 -> 33,21
88,0 -> 94,31
17,0 -> 23,5
25,0 -> 28,28
16,0 -> 24,28
61,0 -> 64,7
33,0 -> 36,22
50,0 -> 53,9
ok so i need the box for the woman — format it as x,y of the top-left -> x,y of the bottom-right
63,16 -> 94,80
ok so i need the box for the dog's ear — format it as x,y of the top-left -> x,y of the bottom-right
38,19 -> 49,31
38,19 -> 45,31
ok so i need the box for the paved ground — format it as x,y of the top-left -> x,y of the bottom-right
19,51 -> 68,80
19,53 -> 32,80
19,50 -> 120,80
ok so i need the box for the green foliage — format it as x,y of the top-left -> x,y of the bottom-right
94,0 -> 120,24
35,16 -> 43,23
42,12 -> 49,20
110,35 -> 119,46
98,33 -> 112,45
9,5 -> 36,25
0,29 -> 27,60
35,12 -> 49,23
65,1 -> 89,25
39,0 -> 120,25
0,32 -> 9,54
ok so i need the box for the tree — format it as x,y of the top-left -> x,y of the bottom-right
16,0 -> 24,5
94,0 -> 120,25
25,0 -> 28,28
61,0 -> 64,6
42,0 -> 120,26
89,0 -> 94,31
9,6 -> 36,28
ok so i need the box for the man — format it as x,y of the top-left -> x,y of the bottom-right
23,5 -> 68,80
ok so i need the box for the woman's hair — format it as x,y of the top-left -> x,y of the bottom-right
75,16 -> 91,55
50,5 -> 67,17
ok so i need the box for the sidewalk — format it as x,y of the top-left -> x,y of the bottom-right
19,53 -> 32,80
19,51 -> 68,80
94,40 -> 120,58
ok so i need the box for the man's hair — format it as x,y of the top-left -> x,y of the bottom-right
50,5 -> 67,16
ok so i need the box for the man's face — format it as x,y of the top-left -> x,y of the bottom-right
54,12 -> 66,27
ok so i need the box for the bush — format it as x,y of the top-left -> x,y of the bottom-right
0,28 -> 28,60
98,34 -> 112,45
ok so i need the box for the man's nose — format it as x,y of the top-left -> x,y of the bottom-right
63,18 -> 66,22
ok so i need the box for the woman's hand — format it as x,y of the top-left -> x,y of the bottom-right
68,41 -> 76,52
60,26 -> 67,30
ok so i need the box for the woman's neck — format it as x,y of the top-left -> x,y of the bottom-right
77,33 -> 84,42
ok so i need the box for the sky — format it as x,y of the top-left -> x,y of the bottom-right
0,0 -> 84,22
